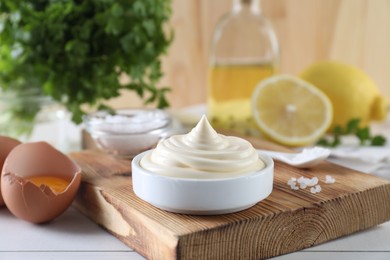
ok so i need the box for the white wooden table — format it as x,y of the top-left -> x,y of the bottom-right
1,205 -> 390,260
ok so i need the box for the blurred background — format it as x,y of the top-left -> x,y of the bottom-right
109,0 -> 390,109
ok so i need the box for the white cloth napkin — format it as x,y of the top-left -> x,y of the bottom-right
330,146 -> 390,164
328,146 -> 390,179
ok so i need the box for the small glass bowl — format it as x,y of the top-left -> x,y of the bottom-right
83,108 -> 184,159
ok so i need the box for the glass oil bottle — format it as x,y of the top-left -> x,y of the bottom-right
208,0 -> 279,135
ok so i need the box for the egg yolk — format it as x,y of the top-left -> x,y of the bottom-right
26,176 -> 69,193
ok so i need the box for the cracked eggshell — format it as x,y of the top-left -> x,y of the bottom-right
1,142 -> 81,223
0,136 -> 22,206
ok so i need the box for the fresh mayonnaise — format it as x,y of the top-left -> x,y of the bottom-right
139,115 -> 265,179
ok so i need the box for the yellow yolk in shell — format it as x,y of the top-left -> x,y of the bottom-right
26,176 -> 69,193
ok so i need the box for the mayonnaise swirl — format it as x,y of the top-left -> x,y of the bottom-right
139,115 -> 265,179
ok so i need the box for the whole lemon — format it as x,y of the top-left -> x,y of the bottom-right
300,61 -> 388,128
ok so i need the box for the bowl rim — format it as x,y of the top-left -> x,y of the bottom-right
132,150 -> 274,183
83,108 -> 180,136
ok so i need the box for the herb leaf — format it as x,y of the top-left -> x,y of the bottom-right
346,118 -> 360,134
317,118 -> 387,147
356,127 -> 370,145
371,135 -> 387,146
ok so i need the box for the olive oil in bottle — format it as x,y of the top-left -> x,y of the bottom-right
208,0 -> 279,135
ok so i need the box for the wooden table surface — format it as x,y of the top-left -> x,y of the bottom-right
1,205 -> 390,260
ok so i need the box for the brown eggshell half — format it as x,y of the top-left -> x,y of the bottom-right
0,136 -> 22,206
1,142 -> 81,223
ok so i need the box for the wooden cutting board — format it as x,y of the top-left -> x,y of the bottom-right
70,136 -> 390,260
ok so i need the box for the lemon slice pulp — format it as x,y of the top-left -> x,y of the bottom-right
252,75 -> 333,146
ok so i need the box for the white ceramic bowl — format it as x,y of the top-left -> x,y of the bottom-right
132,152 -> 274,215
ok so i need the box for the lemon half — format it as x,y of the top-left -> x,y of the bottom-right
252,75 -> 333,146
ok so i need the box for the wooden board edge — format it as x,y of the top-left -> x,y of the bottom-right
175,183 -> 390,260
73,182 -> 180,260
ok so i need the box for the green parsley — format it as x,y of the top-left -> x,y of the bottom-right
0,0 -> 172,124
317,118 -> 387,147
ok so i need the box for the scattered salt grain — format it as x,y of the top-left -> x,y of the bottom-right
295,176 -> 318,187
325,175 -> 336,184
287,179 -> 296,186
299,182 -> 307,189
297,177 -> 307,185
310,185 -> 322,194
288,175 -> 335,194
289,185 -> 298,190
308,177 -> 319,187
287,178 -> 299,190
